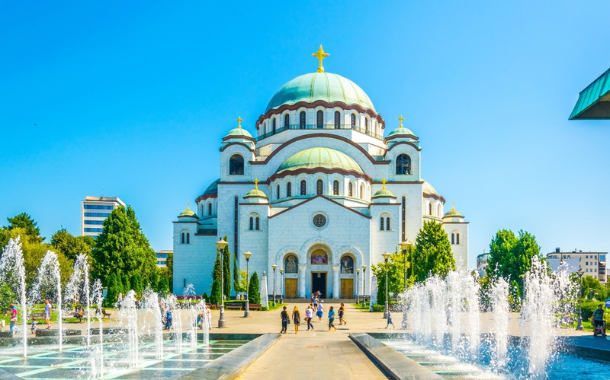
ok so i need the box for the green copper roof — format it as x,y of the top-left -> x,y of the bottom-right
225,127 -> 253,138
570,67 -> 610,119
277,147 -> 363,174
179,204 -> 196,217
422,180 -> 439,196
244,188 -> 268,199
444,205 -> 463,218
387,126 -> 417,138
265,72 -> 376,113
372,188 -> 396,198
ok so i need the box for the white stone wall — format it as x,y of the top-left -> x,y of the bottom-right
173,219 -> 216,295
443,222 -> 469,271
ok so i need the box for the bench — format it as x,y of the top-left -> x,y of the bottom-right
225,303 -> 242,310
249,304 -> 261,310
30,312 -> 46,320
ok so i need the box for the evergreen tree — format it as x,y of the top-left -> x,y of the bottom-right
412,220 -> 456,282
122,274 -> 131,293
165,252 -> 173,292
210,278 -> 221,306
131,273 -> 143,295
211,244 -> 222,298
150,270 -> 159,292
104,273 -> 119,307
6,212 -> 43,243
158,277 -> 170,296
248,272 -> 261,304
222,235 -> 231,297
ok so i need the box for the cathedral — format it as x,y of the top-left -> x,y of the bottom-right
173,46 -> 468,298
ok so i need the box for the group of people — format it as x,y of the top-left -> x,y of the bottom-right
280,302 -> 347,334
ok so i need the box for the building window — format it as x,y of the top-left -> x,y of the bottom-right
229,154 -> 244,175
348,182 -> 353,197
287,182 -> 292,197
300,180 -> 306,195
386,217 -> 391,230
277,185 -> 280,199
256,217 -> 260,231
456,233 -> 459,244
396,154 -> 411,175
249,217 -> 253,230
84,220 -> 104,225
360,184 -> 364,199
272,118 -> 276,133
84,205 -> 114,210
333,180 -> 339,195
334,111 -> 340,129
451,233 -> 455,244
181,232 -> 190,244
84,212 -> 111,218
313,214 -> 327,228
300,111 -> 306,129
284,114 -> 289,128
380,217 -> 385,231
317,110 -> 323,128
428,203 -> 432,216
181,232 -> 185,244
84,228 -> 103,233
316,179 -> 323,195
208,203 -> 212,215
365,118 -> 369,133
351,113 -> 356,127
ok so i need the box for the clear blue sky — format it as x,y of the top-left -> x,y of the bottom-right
1,1 -> 609,267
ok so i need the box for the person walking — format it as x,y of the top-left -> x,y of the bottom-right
31,319 -> 37,335
165,308 -> 173,330
305,304 -> 314,330
206,305 -> 212,330
338,303 -> 347,325
316,301 -> 324,322
292,306 -> 301,334
386,310 -> 395,329
6,303 -> 17,335
280,306 -> 289,334
328,306 -> 337,332
44,299 -> 52,330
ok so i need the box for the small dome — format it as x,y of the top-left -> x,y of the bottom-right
387,126 -> 416,138
178,203 -> 196,217
422,180 -> 439,196
372,179 -> 396,198
277,147 -> 363,175
203,179 -> 219,197
265,72 -> 375,113
225,127 -> 253,139
244,180 -> 268,199
444,203 -> 464,218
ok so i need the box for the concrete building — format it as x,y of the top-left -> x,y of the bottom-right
156,250 -> 171,268
81,196 -> 125,238
172,47 -> 469,297
546,248 -> 607,284
476,252 -> 490,277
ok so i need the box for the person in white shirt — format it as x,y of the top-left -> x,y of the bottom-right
305,305 -> 314,330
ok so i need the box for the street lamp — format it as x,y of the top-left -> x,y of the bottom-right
243,251 -> 252,318
399,240 -> 414,329
382,252 -> 391,319
356,268 -> 360,304
279,268 -> 284,303
577,268 -> 584,330
272,264 -> 277,306
362,265 -> 367,307
216,238 -> 228,328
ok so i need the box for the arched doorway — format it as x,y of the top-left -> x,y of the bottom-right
310,249 -> 329,298
283,254 -> 299,298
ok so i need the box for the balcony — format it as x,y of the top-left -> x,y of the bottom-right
257,124 -> 384,141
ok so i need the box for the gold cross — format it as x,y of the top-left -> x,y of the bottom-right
452,201 -> 455,210
187,201 -> 190,209
312,45 -> 330,73
398,115 -> 404,128
237,116 -> 243,129
254,178 -> 259,189
382,178 -> 386,189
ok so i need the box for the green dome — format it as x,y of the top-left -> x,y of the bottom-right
422,180 -> 439,196
387,126 -> 416,138
277,147 -> 363,174
372,188 -> 396,198
265,73 -> 376,113
444,203 -> 464,218
178,203 -> 196,217
225,127 -> 252,138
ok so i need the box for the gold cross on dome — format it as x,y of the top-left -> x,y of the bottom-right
382,178 -> 387,189
312,45 -> 330,73
254,178 -> 259,189
237,116 -> 243,129
452,201 -> 455,210
398,115 -> 404,128
187,201 -> 190,209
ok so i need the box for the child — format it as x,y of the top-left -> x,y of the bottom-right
386,310 -> 395,329
31,319 -> 37,335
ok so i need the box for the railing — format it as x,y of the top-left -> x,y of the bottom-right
257,124 -> 383,141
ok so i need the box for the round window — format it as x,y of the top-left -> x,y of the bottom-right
313,214 -> 327,228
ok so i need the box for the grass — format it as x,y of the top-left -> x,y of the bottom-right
352,303 -> 374,311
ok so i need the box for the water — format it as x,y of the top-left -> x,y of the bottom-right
0,236 -> 28,357
65,254 -> 92,347
92,279 -> 104,378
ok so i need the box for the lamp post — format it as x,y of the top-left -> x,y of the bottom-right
356,268 -> 360,304
272,264 -> 277,306
362,265 -> 367,307
279,268 -> 284,303
216,238 -> 228,328
382,252 -> 391,319
244,251 -> 252,318
399,240 -> 413,329
577,268 -> 584,330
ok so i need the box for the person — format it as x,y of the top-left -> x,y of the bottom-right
292,306 -> 301,334
197,312 -> 204,329
44,299 -> 52,330
305,304 -> 314,330
74,305 -> 84,323
316,290 -> 321,299
311,293 -> 315,304
316,301 -> 324,322
386,310 -> 395,329
592,304 -> 606,336
206,305 -> 212,330
328,306 -> 337,332
338,303 -> 346,325
314,295 -> 319,309
165,308 -> 173,330
31,319 -> 37,335
280,306 -> 289,334
7,303 -> 17,335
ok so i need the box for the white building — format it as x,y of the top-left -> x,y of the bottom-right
81,196 -> 125,237
546,249 -> 607,284
173,47 -> 469,298
156,250 -> 171,268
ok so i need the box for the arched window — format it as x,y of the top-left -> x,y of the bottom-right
340,255 -> 354,273
334,111 -> 340,129
360,184 -> 364,199
317,110 -> 323,128
380,217 -> 385,231
456,232 -> 460,245
348,182 -> 353,197
428,203 -> 432,216
316,179 -> 323,195
284,114 -> 289,128
437,204 -> 441,217
208,203 -> 212,216
277,185 -> 280,199
300,180 -> 306,195
249,217 -> 254,231
351,113 -> 356,127
300,111 -> 306,129
229,154 -> 244,175
451,233 -> 454,244
181,232 -> 190,244
333,180 -> 339,195
287,182 -> 292,197
255,217 -> 260,231
396,154 -> 411,175
272,118 -> 276,134
181,232 -> 185,244
386,217 -> 391,230
365,118 -> 369,133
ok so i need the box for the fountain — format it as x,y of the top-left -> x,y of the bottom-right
92,279 -> 104,378
490,276 -> 509,370
65,254 -> 92,347
0,236 -> 28,357
143,288 -> 164,359
202,299 -> 210,347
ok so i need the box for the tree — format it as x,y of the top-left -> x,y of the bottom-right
234,270 -> 248,294
51,228 -> 93,263
158,277 -> 170,297
233,249 -> 239,295
6,213 -> 43,243
0,281 -> 14,314
581,275 -> 607,300
487,229 -> 541,292
122,274 -> 131,294
222,235 -> 231,297
104,273 -> 120,307
150,269 -> 159,292
411,220 -> 456,282
210,246 -> 222,303
165,252 -> 173,292
248,272 -> 261,304
91,206 -> 157,287
371,251 -> 408,305
131,273 -> 143,295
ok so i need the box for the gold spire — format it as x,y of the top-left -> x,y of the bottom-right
237,116 -> 243,129
452,201 -> 455,210
254,178 -> 259,190
312,45 -> 330,73
382,178 -> 386,189
398,115 -> 404,128
187,201 -> 190,210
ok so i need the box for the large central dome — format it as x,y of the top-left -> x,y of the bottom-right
277,147 -> 363,174
265,72 -> 376,113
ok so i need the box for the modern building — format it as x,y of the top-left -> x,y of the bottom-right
546,248 -> 607,284
81,196 -> 125,237
570,67 -> 610,119
156,250 -> 171,268
476,252 -> 490,277
173,47 -> 469,297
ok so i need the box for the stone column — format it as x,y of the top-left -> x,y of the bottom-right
298,264 -> 307,298
332,265 -> 340,299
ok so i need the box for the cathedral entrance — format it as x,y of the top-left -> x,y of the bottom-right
340,279 -> 353,298
311,272 -> 327,298
285,278 -> 298,298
